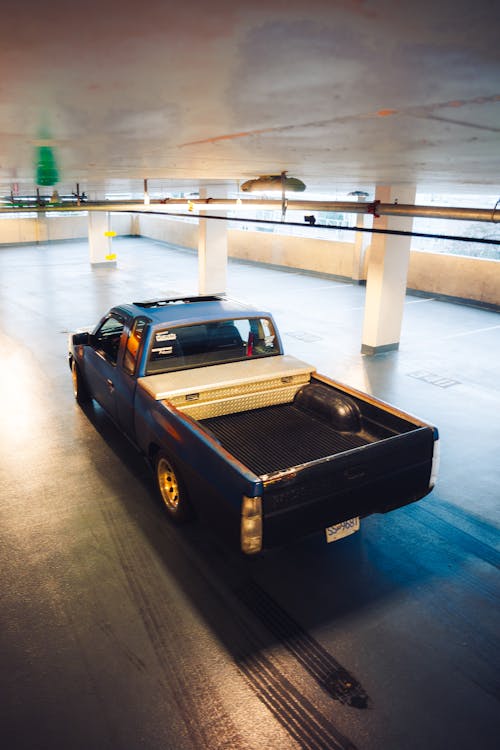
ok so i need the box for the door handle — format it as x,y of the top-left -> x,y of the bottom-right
106,379 -> 114,392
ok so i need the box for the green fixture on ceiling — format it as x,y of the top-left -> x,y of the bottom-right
36,145 -> 59,186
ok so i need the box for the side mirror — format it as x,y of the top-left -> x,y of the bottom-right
73,331 -> 91,346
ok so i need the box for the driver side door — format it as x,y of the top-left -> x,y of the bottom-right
84,313 -> 126,420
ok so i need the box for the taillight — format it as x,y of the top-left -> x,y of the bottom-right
429,438 -> 440,488
241,495 -> 262,554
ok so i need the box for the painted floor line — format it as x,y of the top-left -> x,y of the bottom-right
405,297 -> 437,305
443,323 -> 500,339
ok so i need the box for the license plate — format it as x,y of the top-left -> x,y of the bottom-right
325,517 -> 360,543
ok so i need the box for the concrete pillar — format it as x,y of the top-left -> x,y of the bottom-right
88,212 -> 116,267
198,187 -> 227,295
361,185 -> 416,355
352,196 -> 370,283
35,213 -> 48,244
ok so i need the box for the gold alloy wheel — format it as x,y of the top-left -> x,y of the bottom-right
157,456 -> 181,511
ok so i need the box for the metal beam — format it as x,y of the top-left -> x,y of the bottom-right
0,198 -> 499,222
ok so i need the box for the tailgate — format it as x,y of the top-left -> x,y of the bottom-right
262,426 -> 436,548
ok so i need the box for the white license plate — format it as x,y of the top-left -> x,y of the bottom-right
325,517 -> 360,543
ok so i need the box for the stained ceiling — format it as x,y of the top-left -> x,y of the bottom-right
1,0 -> 499,199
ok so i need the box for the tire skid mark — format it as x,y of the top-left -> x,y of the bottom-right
237,645 -> 357,750
98,620 -> 148,673
180,544 -> 360,749
101,503 -> 360,749
236,581 -> 369,709
179,531 -> 362,748
407,505 -> 500,570
101,505 -> 245,750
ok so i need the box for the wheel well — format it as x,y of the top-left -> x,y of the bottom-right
148,443 -> 161,467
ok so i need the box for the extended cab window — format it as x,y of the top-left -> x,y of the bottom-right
123,317 -> 147,375
93,315 -> 125,365
146,317 -> 280,374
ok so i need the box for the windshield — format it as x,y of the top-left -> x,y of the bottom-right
146,317 -> 281,374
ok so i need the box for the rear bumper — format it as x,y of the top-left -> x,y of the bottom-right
261,428 -> 436,550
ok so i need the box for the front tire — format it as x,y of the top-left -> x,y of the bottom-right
71,359 -> 90,404
155,452 -> 192,523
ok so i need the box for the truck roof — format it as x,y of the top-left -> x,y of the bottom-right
112,295 -> 270,328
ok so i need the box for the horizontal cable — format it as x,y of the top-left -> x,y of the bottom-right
123,209 -> 500,246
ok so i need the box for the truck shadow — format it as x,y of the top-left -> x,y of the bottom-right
80,399 -> 437,711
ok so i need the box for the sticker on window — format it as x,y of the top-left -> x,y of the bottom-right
152,346 -> 173,355
264,335 -> 275,348
156,332 -> 177,342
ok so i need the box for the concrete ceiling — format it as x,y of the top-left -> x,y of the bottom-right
1,0 -> 500,198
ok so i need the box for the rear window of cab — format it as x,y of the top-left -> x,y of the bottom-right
146,317 -> 280,374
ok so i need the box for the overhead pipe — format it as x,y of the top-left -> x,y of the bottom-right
363,202 -> 500,223
0,197 -> 498,222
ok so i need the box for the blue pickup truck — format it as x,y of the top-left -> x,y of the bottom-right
68,295 -> 439,554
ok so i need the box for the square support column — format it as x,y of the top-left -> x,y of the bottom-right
198,187 -> 227,295
35,213 -> 49,244
361,185 -> 416,355
88,212 -> 116,267
352,197 -> 370,284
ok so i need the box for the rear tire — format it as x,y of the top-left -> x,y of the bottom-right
155,451 -> 192,523
71,359 -> 90,404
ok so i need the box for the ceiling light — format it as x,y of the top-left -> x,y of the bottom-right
241,172 -> 306,193
348,190 -> 369,198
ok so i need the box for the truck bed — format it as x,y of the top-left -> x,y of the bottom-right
199,372 -> 430,483
200,379 -> 436,549
140,355 -> 433,517
202,403 -> 373,476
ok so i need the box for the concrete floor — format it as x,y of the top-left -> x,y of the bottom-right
0,236 -> 498,750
